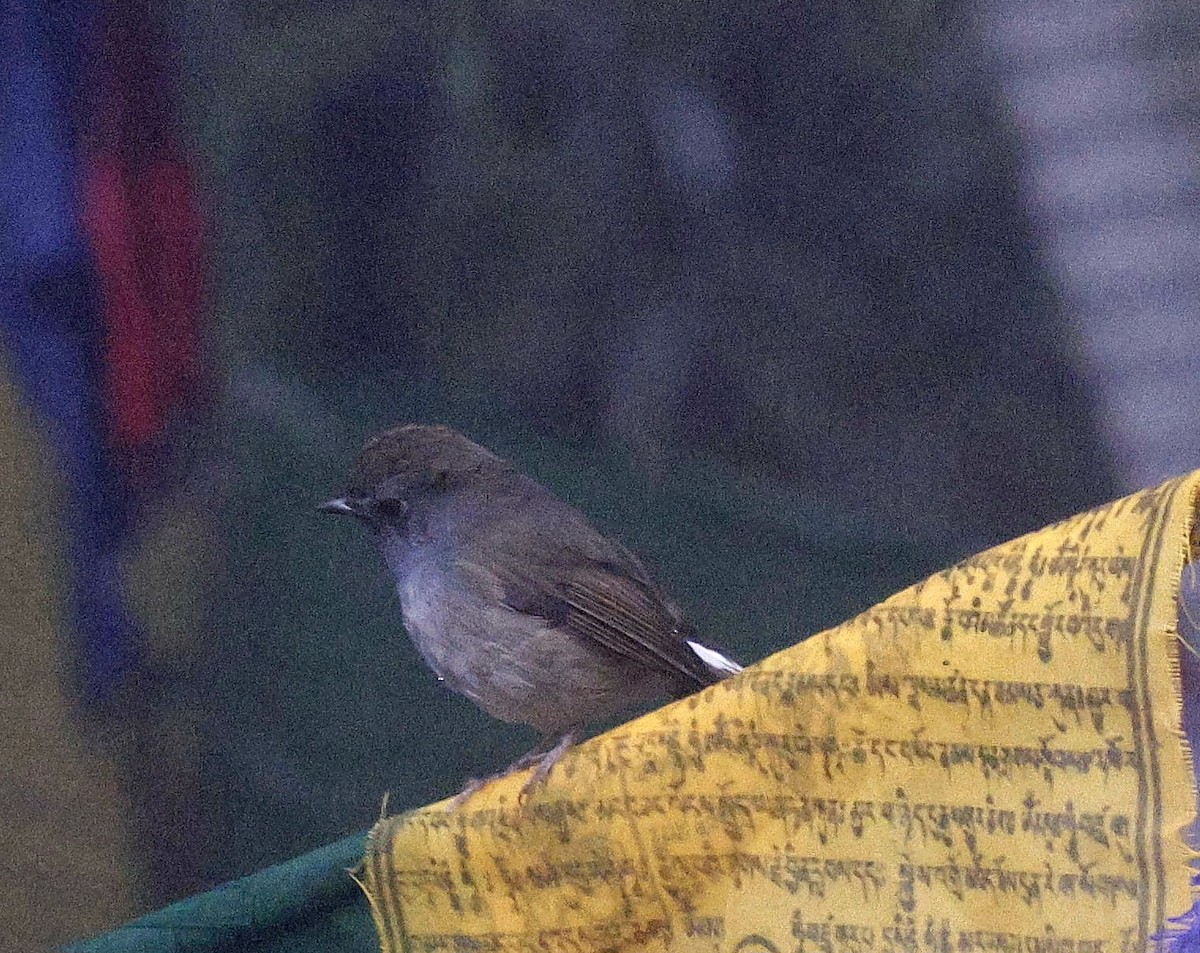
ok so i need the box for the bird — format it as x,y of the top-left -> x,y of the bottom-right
319,423 -> 742,802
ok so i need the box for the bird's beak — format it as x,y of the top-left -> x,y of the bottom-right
318,497 -> 356,515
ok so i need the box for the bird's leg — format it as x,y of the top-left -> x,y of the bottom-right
448,729 -> 579,811
518,729 -> 578,804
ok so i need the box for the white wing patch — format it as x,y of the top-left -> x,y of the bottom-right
686,640 -> 743,676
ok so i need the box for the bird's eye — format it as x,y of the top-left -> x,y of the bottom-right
374,497 -> 409,520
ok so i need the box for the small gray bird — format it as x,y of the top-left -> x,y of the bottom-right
320,424 -> 741,800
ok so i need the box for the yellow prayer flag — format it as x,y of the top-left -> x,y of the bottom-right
359,471 -> 1199,953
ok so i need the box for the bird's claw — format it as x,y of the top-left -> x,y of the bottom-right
448,776 -> 489,811
447,730 -> 580,811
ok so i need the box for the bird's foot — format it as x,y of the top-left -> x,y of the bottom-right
447,730 -> 579,811
517,730 -> 578,805
448,775 -> 491,811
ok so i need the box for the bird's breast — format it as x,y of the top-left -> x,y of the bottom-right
393,562 -> 462,682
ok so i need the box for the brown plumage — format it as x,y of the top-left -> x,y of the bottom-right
321,424 -> 741,802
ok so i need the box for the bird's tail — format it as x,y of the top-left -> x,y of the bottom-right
686,639 -> 743,679
667,619 -> 743,696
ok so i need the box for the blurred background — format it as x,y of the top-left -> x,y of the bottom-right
3,0 -> 1198,948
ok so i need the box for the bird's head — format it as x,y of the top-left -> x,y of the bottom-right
319,424 -> 508,530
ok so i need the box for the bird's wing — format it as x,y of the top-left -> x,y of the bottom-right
484,548 -> 722,690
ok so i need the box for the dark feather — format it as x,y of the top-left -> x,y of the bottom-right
495,553 -> 718,690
